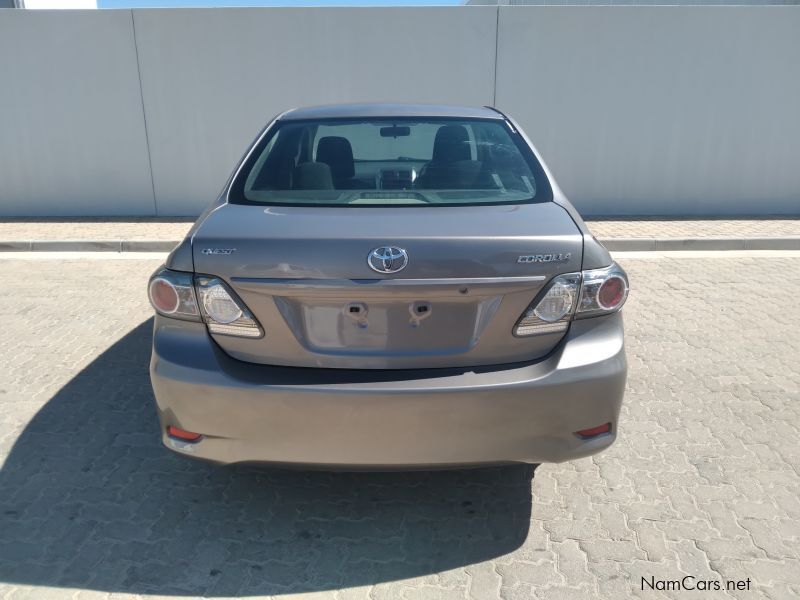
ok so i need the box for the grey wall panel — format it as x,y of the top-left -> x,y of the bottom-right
132,7 -> 498,216
0,10 -> 154,216
1,7 -> 798,217
496,7 -> 800,216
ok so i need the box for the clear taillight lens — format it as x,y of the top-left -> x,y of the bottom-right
514,262 -> 628,336
194,276 -> 263,338
576,263 -> 629,317
148,268 -> 200,320
514,273 -> 580,336
201,283 -> 243,324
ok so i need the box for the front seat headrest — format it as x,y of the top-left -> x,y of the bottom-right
316,136 -> 356,181
431,125 -> 471,163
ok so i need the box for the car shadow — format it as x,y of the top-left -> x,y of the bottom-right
0,319 -> 534,596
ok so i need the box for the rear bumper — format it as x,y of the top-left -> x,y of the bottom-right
150,313 -> 627,468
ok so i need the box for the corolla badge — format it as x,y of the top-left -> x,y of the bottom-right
517,252 -> 571,264
201,248 -> 237,256
368,246 -> 408,274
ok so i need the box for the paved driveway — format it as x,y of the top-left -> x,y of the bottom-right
0,254 -> 798,599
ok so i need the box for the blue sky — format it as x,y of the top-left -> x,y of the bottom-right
98,0 -> 463,6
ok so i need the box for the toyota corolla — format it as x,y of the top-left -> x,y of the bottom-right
148,103 -> 628,468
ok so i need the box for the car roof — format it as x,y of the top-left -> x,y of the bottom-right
279,103 -> 505,121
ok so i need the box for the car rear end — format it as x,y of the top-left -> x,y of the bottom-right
148,105 -> 628,468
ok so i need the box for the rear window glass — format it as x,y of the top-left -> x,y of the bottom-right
229,118 -> 552,207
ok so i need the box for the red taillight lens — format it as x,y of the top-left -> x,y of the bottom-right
147,268 -> 200,320
575,423 -> 612,439
167,426 -> 202,442
149,278 -> 180,314
576,263 -> 629,317
597,276 -> 626,310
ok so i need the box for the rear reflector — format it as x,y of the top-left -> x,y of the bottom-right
574,423 -> 612,439
167,426 -> 203,442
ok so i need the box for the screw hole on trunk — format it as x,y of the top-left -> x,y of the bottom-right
344,302 -> 368,320
409,301 -> 432,323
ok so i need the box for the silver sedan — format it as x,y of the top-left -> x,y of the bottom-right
147,104 -> 628,468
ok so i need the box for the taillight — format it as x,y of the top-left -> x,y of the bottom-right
514,262 -> 628,336
514,274 -> 580,336
598,276 -> 626,310
575,264 -> 629,317
147,268 -> 262,338
148,268 -> 200,320
194,276 -> 263,338
149,278 -> 180,314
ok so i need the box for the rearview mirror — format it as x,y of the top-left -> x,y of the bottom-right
380,126 -> 411,138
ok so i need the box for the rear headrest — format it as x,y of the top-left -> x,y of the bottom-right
431,125 -> 471,163
316,136 -> 355,180
292,162 -> 333,190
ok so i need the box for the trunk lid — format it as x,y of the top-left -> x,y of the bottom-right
192,203 -> 583,369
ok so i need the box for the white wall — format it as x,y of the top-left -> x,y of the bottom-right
0,7 -> 798,216
132,7 -> 497,215
496,7 -> 800,215
0,9 -> 154,216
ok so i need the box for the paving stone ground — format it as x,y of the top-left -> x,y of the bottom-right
0,218 -> 195,241
585,218 -> 800,239
0,218 -> 799,242
0,254 -> 798,599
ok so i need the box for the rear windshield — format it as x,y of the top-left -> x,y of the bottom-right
229,117 -> 552,207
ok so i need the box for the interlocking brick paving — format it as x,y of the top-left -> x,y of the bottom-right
587,218 -> 800,239
0,218 -> 194,242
